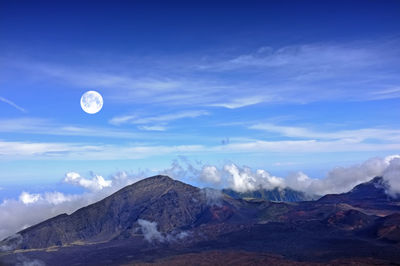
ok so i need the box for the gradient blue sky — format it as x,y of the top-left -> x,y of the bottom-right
0,0 -> 400,198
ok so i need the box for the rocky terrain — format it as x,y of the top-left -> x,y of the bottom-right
1,175 -> 400,265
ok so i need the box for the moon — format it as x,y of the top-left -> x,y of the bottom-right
80,91 -> 103,114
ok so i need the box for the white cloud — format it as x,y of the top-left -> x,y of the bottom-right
0,118 -> 146,139
0,96 -> 26,113
217,139 -> 400,153
0,170 -> 146,241
224,164 -> 256,192
19,192 -> 41,204
0,137 -> 400,162
285,172 -> 312,192
64,172 -> 112,191
224,164 -> 285,192
369,86 -> 400,100
298,155 -> 400,195
137,219 -> 164,243
383,157 -> 400,197
0,140 -> 205,160
208,43 -> 378,71
109,110 -> 209,126
137,219 -> 191,243
1,155 -> 400,242
159,156 -> 400,197
200,166 -> 221,184
43,192 -> 74,205
208,97 -> 264,109
219,155 -> 400,196
249,123 -> 400,142
108,115 -> 137,126
137,125 -> 167,131
7,39 -> 398,112
0,140 -> 73,157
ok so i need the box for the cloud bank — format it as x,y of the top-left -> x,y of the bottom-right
0,171 -> 145,241
1,155 -> 399,241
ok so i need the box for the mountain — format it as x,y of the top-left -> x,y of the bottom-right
222,187 -> 317,202
317,176 -> 400,214
1,176 -> 400,265
2,175 -> 253,250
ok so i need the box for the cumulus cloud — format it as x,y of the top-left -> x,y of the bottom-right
19,192 -> 41,204
1,155 -> 400,243
157,155 -> 400,196
0,171 -> 145,241
285,172 -> 313,192
299,156 -> 399,195
161,156 -> 400,197
224,164 -> 285,192
0,193 -> 92,241
200,166 -> 221,185
383,157 -> 400,197
221,155 -> 400,196
64,172 -> 112,191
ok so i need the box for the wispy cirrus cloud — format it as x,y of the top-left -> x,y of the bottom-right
0,140 -> 205,160
109,110 -> 209,127
207,97 -> 264,109
0,96 -> 26,113
249,123 -> 400,142
201,43 -> 379,71
137,125 -> 167,131
198,40 -> 400,103
1,136 -> 400,161
0,118 -> 147,139
6,39 -> 400,109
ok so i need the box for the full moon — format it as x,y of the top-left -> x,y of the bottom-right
80,91 -> 103,114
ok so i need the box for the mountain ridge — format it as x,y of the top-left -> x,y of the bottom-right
2,175 -> 249,249
1,175 -> 400,265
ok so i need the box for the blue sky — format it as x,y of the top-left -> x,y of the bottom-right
0,0 -> 400,198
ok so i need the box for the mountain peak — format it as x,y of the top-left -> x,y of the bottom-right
134,174 -> 174,184
117,175 -> 178,194
370,176 -> 384,184
349,176 -> 387,193
133,174 -> 174,185
317,176 -> 394,207
3,174 -> 207,249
